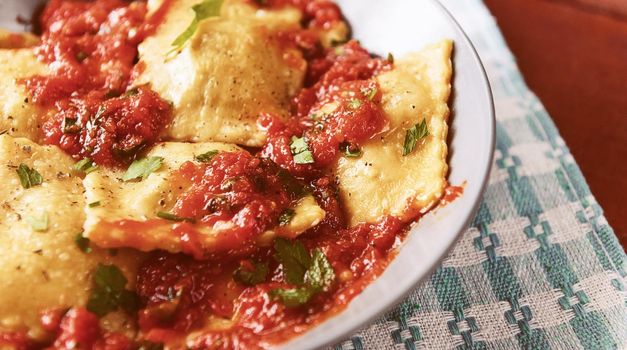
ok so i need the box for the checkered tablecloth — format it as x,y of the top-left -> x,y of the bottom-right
332,0 -> 627,349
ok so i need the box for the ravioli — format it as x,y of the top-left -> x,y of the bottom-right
135,0 -> 306,147
83,142 -> 325,256
335,40 -> 453,225
0,135 -> 141,340
0,49 -> 52,142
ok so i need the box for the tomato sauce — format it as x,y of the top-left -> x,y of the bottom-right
10,0 -> 458,349
23,0 -> 172,166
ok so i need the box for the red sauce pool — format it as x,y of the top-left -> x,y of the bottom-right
8,0 -> 460,349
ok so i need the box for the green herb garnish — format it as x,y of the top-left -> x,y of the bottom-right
402,119 -> 429,156
233,261 -> 269,286
362,87 -> 377,101
74,158 -> 97,174
348,99 -> 362,109
86,264 -> 139,317
270,247 -> 335,307
273,238 -> 311,285
26,212 -> 48,232
88,201 -> 101,208
75,233 -> 92,253
289,136 -> 314,165
169,0 -> 224,54
156,211 -> 194,223
278,208 -> 295,226
195,150 -> 219,163
122,157 -> 163,182
16,164 -> 43,189
339,142 -> 362,158
387,52 -> 394,64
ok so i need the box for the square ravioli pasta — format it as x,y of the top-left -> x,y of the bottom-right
135,0 -> 347,147
335,40 -> 453,225
0,135 -> 141,340
83,142 -> 325,258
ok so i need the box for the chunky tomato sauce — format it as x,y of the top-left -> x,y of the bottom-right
6,0 -> 457,349
23,0 -> 172,166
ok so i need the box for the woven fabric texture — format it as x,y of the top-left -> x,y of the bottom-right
331,0 -> 627,349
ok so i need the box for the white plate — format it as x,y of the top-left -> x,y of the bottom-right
279,1 -> 495,349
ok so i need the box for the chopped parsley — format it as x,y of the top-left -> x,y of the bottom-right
387,52 -> 395,64
339,142 -> 362,158
270,246 -> 335,307
26,212 -> 48,232
278,208 -> 296,226
74,158 -> 97,174
124,88 -> 139,97
75,233 -> 92,253
289,136 -> 314,165
122,157 -> 163,182
170,0 -> 224,54
16,163 -> 43,189
195,150 -> 219,163
88,201 -> 101,208
233,261 -> 269,286
402,119 -> 429,156
362,87 -> 378,101
87,264 -> 139,317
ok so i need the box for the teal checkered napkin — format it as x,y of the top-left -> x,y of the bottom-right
332,0 -> 627,349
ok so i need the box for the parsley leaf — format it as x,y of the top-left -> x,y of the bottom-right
195,150 -> 219,163
270,247 -> 335,307
402,119 -> 429,156
339,142 -> 362,158
170,0 -> 224,54
75,233 -> 92,253
362,87 -> 378,101
289,136 -> 314,165
274,238 -> 310,285
16,164 -> 43,189
233,261 -> 269,286
122,157 -> 163,182
88,201 -> 101,208
26,212 -> 48,232
87,264 -> 139,317
74,158 -> 97,174
278,208 -> 295,226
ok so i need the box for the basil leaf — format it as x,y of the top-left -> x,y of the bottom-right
305,249 -> 335,292
274,238 -> 310,285
270,245 -> 335,307
16,163 -> 43,189
170,0 -> 224,54
339,142 -> 362,158
26,212 -> 48,232
195,150 -> 219,163
289,136 -> 314,165
87,264 -> 138,317
233,261 -> 269,286
402,119 -> 429,156
269,287 -> 315,307
122,157 -> 163,181
278,208 -> 295,226
74,158 -> 97,174
75,233 -> 92,253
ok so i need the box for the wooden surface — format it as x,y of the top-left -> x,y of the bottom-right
484,0 -> 627,244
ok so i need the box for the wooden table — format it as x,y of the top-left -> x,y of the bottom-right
484,0 -> 627,244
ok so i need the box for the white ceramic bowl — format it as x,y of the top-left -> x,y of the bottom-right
279,1 -> 495,349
